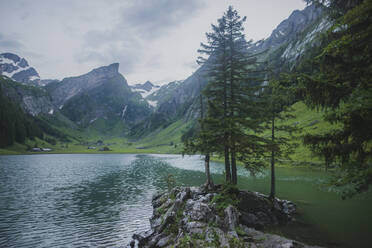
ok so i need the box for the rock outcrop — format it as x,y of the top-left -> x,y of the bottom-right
46,63 -> 152,127
251,4 -> 323,54
129,186 -> 321,248
0,53 -> 41,85
47,63 -> 122,108
0,75 -> 55,116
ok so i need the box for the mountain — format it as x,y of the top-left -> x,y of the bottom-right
130,80 -> 160,107
251,4 -> 323,54
46,63 -> 151,127
145,80 -> 183,109
0,4 -> 334,151
0,75 -> 55,116
0,53 -> 42,86
131,4 -> 328,137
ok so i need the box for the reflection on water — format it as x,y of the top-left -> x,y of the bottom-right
0,154 -> 371,247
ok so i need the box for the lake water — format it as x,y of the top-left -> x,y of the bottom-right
0,154 -> 371,247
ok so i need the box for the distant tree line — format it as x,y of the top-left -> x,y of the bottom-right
0,86 -> 43,148
0,79 -> 70,148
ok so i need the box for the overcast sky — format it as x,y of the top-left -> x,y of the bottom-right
0,0 -> 306,85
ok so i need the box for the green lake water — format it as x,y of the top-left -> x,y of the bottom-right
0,154 -> 371,247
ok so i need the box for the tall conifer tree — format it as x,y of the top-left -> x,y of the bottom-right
199,6 -> 268,184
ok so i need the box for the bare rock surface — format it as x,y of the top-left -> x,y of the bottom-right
128,185 -> 322,248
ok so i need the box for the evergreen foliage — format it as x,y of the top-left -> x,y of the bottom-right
0,85 -> 43,148
264,76 -> 300,199
194,6 -> 268,184
304,0 -> 364,19
299,0 -> 372,197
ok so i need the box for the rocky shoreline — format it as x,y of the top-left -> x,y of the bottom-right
128,185 -> 322,248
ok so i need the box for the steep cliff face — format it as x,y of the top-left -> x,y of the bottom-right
47,63 -> 121,108
154,67 -> 208,122
252,4 -> 323,54
134,4 -> 328,136
131,66 -> 208,136
0,75 -> 55,116
47,63 -> 151,127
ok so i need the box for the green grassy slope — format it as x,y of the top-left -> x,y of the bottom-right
261,101 -> 339,167
0,117 -> 192,155
0,100 -> 337,168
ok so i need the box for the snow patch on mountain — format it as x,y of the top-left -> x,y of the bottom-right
147,100 -> 157,107
0,53 -> 41,85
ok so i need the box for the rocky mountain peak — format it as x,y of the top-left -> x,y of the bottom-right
48,63 -> 125,107
251,4 -> 322,52
132,80 -> 156,92
143,80 -> 154,90
90,63 -> 119,78
0,52 -> 41,85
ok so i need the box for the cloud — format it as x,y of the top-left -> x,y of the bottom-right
121,0 -> 205,39
77,0 -> 204,77
0,33 -> 24,49
0,0 -> 306,84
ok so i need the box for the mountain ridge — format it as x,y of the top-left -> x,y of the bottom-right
0,4 -> 331,150
0,53 -> 41,86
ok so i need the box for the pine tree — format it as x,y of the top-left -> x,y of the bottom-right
264,77 -> 300,199
299,0 -> 372,197
182,91 -> 215,189
198,6 -> 268,184
198,12 -> 232,183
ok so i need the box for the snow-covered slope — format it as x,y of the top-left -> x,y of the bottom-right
130,81 -> 161,107
0,53 -> 42,85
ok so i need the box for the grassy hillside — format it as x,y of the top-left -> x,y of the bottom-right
0,100 -> 338,170
261,101 -> 340,167
0,118 -> 192,155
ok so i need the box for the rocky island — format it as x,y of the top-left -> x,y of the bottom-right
129,185 -> 321,248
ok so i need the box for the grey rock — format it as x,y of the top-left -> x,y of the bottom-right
1,53 -> 21,62
176,187 -> 190,202
185,198 -> 213,222
1,63 -> 17,73
47,63 -> 151,127
156,235 -> 172,247
224,205 -> 240,237
48,63 -> 121,107
13,67 -> 39,83
131,80 -> 159,93
184,221 -> 206,235
251,4 -> 323,54
0,78 -> 55,116
0,53 -> 41,85
18,58 -> 29,68
129,186 -> 320,248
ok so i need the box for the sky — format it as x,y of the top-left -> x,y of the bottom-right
0,0 -> 306,85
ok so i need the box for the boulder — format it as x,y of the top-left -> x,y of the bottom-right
129,185 -> 321,248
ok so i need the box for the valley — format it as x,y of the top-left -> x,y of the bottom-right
0,4 -> 329,164
1,1 -> 371,247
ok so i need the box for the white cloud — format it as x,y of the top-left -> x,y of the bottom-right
0,0 -> 306,85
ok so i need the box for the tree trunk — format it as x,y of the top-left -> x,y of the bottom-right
224,142 -> 231,183
229,27 -> 237,185
205,153 -> 214,189
231,138 -> 237,185
222,43 -> 231,183
270,116 -> 275,200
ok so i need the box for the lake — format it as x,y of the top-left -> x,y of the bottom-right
0,154 -> 371,247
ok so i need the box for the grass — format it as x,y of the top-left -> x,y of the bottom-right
266,101 -> 340,166
0,118 -> 192,155
0,101 -> 339,167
